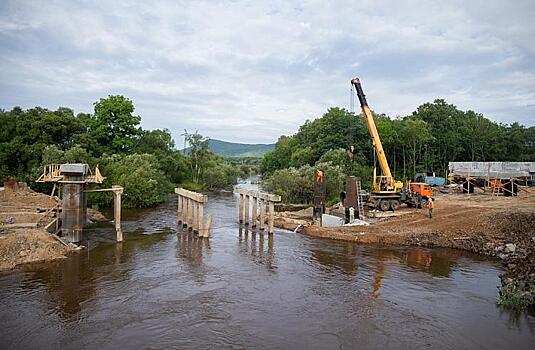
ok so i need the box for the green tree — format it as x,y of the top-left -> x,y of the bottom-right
398,118 -> 434,178
91,154 -> 171,208
186,131 -> 210,183
90,95 -> 142,155
135,128 -> 175,157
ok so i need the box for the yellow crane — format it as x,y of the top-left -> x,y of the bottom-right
351,77 -> 432,211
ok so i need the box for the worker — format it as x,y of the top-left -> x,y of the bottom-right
316,169 -> 324,183
427,198 -> 434,219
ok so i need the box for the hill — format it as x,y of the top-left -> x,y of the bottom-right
186,139 -> 275,158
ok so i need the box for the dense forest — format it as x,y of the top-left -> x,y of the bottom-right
261,99 -> 535,203
0,96 -> 247,208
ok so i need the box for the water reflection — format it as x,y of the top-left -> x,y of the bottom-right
176,229 -> 211,270
311,243 -> 359,274
238,226 -> 275,272
310,245 -> 463,298
25,230 -> 168,322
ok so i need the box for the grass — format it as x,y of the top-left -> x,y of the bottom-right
497,284 -> 530,311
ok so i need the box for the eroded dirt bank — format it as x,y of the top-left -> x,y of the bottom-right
0,185 -> 109,271
0,229 -> 70,271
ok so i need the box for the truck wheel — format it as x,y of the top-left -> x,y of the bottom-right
420,197 -> 428,209
390,199 -> 400,211
379,199 -> 390,211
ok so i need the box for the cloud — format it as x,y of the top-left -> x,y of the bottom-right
1,0 -> 534,145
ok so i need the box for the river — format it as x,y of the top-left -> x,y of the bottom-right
1,189 -> 534,349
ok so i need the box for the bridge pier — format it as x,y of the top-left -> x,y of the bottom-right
175,188 -> 211,238
233,188 -> 281,234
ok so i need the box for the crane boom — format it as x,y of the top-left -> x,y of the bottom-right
351,78 -> 393,179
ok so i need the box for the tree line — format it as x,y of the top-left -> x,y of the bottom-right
0,96 -> 245,208
261,99 -> 535,203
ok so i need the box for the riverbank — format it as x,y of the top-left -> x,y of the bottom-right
0,185 -> 109,271
294,194 -> 535,308
0,229 -> 70,271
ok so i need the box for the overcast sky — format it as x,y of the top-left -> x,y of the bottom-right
1,0 -> 534,145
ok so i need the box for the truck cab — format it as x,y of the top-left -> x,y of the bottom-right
408,182 -> 433,207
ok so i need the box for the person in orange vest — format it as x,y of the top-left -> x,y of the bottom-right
427,198 -> 434,219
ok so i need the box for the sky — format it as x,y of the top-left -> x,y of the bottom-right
1,0 -> 534,145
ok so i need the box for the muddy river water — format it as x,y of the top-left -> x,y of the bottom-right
1,189 -> 534,349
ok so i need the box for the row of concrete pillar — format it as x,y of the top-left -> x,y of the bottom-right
175,188 -> 212,238
234,189 -> 281,234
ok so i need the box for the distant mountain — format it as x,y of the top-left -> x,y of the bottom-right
185,139 -> 275,158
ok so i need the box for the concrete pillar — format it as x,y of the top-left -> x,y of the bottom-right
252,196 -> 258,227
244,195 -> 250,225
239,194 -> 244,223
204,214 -> 213,238
182,197 -> 189,227
259,199 -> 265,231
114,190 -> 123,242
177,195 -> 183,224
188,199 -> 194,230
268,201 -> 275,234
193,202 -> 199,233
198,203 -> 204,236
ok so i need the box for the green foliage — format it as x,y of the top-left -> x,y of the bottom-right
0,107 -> 85,182
186,131 -> 210,183
262,162 -> 346,204
262,166 -> 314,204
497,284 -> 532,311
135,128 -> 175,157
91,154 -> 171,209
0,98 -> 240,208
90,95 -> 142,155
261,99 -> 535,186
202,158 -> 239,190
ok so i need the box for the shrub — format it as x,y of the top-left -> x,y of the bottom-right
262,162 -> 346,204
202,159 -> 238,190
497,284 -> 530,311
89,153 -> 171,208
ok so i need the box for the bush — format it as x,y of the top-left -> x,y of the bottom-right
262,162 -> 346,204
497,284 -> 532,311
89,153 -> 171,208
202,159 -> 238,190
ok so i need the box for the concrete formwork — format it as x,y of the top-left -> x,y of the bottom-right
448,162 -> 535,180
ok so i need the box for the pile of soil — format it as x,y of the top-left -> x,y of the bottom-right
0,229 -> 69,271
0,188 -> 58,211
